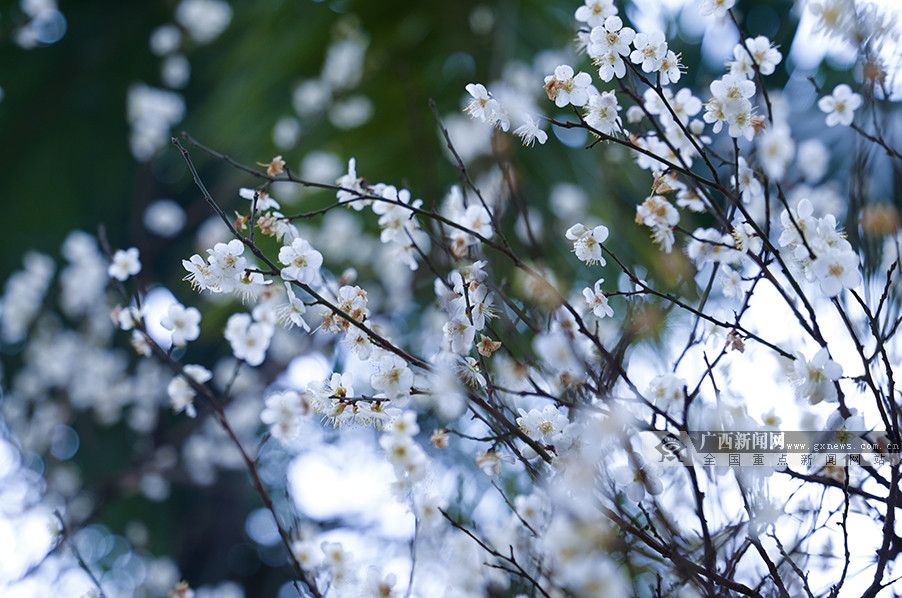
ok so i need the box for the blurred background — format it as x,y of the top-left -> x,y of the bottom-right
1,0 -> 897,595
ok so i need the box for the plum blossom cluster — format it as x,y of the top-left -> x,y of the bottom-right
778,198 -> 862,297
516,404 -> 581,460
436,261 -> 497,358
703,74 -> 759,141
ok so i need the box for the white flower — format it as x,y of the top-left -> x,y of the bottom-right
464,83 -> 510,131
336,158 -> 368,210
514,114 -> 548,146
370,353 -> 413,401
718,267 -> 743,298
700,0 -> 735,17
728,43 -> 755,79
818,84 -> 862,127
744,36 -> 782,76
648,373 -> 685,407
160,302 -> 202,347
113,304 -> 143,331
630,31 -> 667,73
443,316 -> 476,354
239,187 -> 280,211
183,239 -> 248,294
362,566 -> 397,598
588,16 -> 635,81
517,405 -> 571,445
380,433 -> 428,483
108,247 -> 141,281
658,50 -> 682,85
791,348 -> 842,405
566,223 -> 609,265
167,364 -> 212,418
260,390 -> 311,442
544,65 -> 594,108
778,198 -> 817,249
175,0 -> 232,44
811,247 -> 861,297
275,282 -> 310,331
756,124 -> 795,181
636,195 -> 679,252
387,411 -> 419,437
457,355 -> 487,388
615,452 -> 664,501
583,91 -> 621,134
583,279 -> 614,318
588,16 -> 634,57
224,312 -> 274,367
278,237 -> 323,284
575,0 -> 617,28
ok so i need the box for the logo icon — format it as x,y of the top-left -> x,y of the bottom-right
655,433 -> 687,463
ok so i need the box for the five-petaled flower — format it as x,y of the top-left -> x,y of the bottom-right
818,84 -> 862,127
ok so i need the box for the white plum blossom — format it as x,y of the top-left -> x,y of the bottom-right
274,282 -> 310,331
167,364 -> 212,418
260,390 -> 312,443
514,114 -> 548,146
361,567 -> 397,598
113,304 -> 143,331
797,139 -> 830,183
224,312 -> 274,367
728,43 -> 756,79
704,74 -> 757,140
371,184 -> 423,245
744,36 -> 782,76
566,223 -> 609,265
583,91 -> 621,134
575,0 -> 617,28
278,237 -> 323,284
648,373 -> 686,410
543,65 -> 593,108
380,432 -> 428,485
615,452 -> 664,501
109,247 -> 141,281
239,187 -> 279,211
658,50 -> 682,85
778,198 -> 818,250
811,248 -> 861,297
630,31 -> 668,73
686,227 -> 742,266
175,0 -> 232,44
465,83 -> 510,131
516,404 -> 579,456
387,411 -> 419,437
336,158 -> 369,210
321,284 -> 369,333
370,353 -> 413,401
587,16 -> 635,81
700,0 -> 735,17
818,84 -> 862,127
183,239 -> 247,294
636,195 -> 679,252
443,315 -> 476,354
732,219 -> 763,255
583,279 -> 614,318
718,267 -> 743,298
756,123 -> 795,181
791,348 -> 842,405
160,302 -> 202,347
